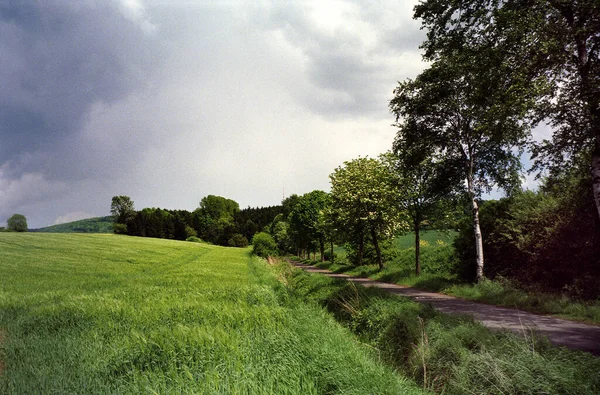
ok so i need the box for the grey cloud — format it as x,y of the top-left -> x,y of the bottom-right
1,1 -> 426,228
0,0 -> 159,168
255,1 -> 424,118
0,0 -> 161,226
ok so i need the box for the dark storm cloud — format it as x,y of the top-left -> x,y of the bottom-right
0,0 -> 157,170
0,0 -> 160,226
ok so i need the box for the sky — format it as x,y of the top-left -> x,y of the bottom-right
1,0 -> 542,229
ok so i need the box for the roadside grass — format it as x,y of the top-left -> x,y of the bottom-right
278,262 -> 600,394
311,231 -> 600,325
0,233 -> 422,394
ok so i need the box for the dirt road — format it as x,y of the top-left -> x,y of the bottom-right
292,261 -> 600,356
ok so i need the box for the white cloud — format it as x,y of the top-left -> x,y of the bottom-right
118,0 -> 157,34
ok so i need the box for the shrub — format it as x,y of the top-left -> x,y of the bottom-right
323,250 -> 337,261
453,180 -> 600,299
186,236 -> 204,243
228,233 -> 249,248
184,225 -> 197,238
7,214 -> 27,232
112,223 -> 128,235
252,232 -> 278,258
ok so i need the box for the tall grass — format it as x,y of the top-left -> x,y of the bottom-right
280,263 -> 600,394
0,233 -> 422,394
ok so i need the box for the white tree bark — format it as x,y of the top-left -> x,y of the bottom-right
471,196 -> 485,282
467,169 -> 485,282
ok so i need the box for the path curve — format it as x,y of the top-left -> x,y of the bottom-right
291,261 -> 600,356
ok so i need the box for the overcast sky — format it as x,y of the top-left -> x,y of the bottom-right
1,0 -> 542,229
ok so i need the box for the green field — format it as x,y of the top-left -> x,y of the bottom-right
394,230 -> 457,250
0,233 -> 421,394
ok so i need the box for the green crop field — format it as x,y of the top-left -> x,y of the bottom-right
394,230 -> 458,250
0,233 -> 422,394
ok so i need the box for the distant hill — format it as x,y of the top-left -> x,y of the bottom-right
31,216 -> 114,233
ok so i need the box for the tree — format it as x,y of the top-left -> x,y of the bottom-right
7,214 -> 27,232
199,195 -> 239,222
289,190 -> 331,261
414,0 -> 600,222
110,196 -> 135,226
382,151 -> 456,276
390,48 -> 529,281
282,194 -> 301,217
330,157 -> 406,270
195,195 -> 240,245
252,232 -> 278,258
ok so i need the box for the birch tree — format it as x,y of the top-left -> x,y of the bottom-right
390,54 -> 529,281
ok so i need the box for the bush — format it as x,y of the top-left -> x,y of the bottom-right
252,232 -> 278,258
186,236 -> 205,243
323,250 -> 337,261
184,225 -> 197,238
228,233 -> 249,248
453,178 -> 600,299
112,223 -> 128,235
7,214 -> 27,232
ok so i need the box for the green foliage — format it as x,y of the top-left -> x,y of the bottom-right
33,216 -> 114,233
227,233 -> 249,248
323,250 -> 337,262
283,265 -> 600,394
0,233 -> 420,394
184,225 -> 197,238
110,196 -> 135,225
199,195 -> 239,222
251,232 -> 278,258
272,220 -> 293,253
109,194 -> 285,248
7,214 -> 28,232
112,223 -> 128,235
453,173 -> 600,299
330,157 -> 407,268
289,190 -> 331,259
281,194 -> 301,217
185,236 -> 204,243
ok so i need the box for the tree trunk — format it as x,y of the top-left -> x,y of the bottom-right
330,240 -> 334,263
320,238 -> 325,262
592,137 -> 600,223
371,227 -> 384,271
469,188 -> 485,281
357,231 -> 364,266
415,221 -> 421,276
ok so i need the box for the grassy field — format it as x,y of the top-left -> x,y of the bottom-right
0,233 -> 422,394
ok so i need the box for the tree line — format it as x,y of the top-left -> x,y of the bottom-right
110,195 -> 284,248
